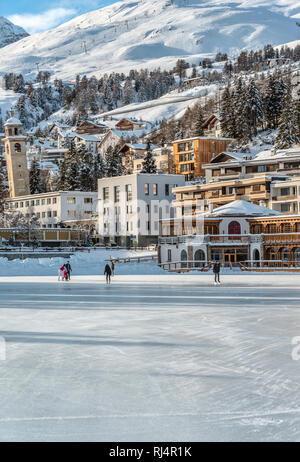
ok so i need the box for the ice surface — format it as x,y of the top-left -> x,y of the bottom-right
0,273 -> 300,442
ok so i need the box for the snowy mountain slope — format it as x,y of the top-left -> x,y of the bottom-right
0,16 -> 28,48
0,0 -> 299,80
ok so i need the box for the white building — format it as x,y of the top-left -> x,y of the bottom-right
98,173 -> 185,246
271,176 -> 300,214
6,191 -> 98,228
158,200 -> 281,270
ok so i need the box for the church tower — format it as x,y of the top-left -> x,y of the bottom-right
2,111 -> 30,197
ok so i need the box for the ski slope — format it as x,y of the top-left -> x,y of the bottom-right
0,0 -> 299,80
0,273 -> 300,441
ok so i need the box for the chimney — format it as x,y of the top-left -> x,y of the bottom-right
259,200 -> 265,207
270,148 -> 276,156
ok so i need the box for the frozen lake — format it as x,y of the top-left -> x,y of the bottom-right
0,274 -> 300,442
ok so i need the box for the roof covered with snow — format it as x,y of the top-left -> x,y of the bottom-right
210,200 -> 281,217
5,116 -> 22,126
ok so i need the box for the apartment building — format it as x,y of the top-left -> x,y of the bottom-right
98,173 -> 185,246
6,191 -> 98,228
271,177 -> 300,214
173,136 -> 233,180
172,174 -> 289,216
204,148 -> 300,182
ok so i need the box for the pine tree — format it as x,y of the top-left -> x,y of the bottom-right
105,145 -> 124,177
141,142 -> 157,174
247,78 -> 264,137
77,145 -> 94,191
275,90 -> 300,149
92,153 -> 106,191
192,105 -> 205,137
220,85 -> 235,138
263,73 -> 287,129
29,159 -> 42,194
232,76 -> 251,141
56,159 -> 67,191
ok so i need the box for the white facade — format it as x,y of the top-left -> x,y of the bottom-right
271,177 -> 300,214
98,173 -> 185,246
6,191 -> 98,228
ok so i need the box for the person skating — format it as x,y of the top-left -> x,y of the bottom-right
104,263 -> 112,284
58,265 -> 65,281
65,261 -> 72,280
213,261 -> 221,285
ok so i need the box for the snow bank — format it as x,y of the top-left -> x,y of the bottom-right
0,249 -> 164,277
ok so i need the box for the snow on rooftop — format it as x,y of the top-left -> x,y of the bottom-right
211,200 -> 281,217
5,116 -> 22,126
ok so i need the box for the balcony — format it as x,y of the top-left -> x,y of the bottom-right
263,233 -> 300,244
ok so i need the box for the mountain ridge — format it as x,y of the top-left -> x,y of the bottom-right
0,16 -> 29,49
0,0 -> 299,80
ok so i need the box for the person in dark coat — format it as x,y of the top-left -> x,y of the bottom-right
65,261 -> 72,280
213,261 -> 221,284
104,264 -> 112,284
111,260 -> 115,276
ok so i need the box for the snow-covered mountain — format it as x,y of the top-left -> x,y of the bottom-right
0,16 -> 29,48
0,0 -> 299,80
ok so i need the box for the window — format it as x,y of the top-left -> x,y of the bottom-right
20,202 -> 24,208
53,211 -> 57,217
228,221 -> 241,235
114,186 -> 120,203
280,188 -> 290,197
25,201 -> 29,207
153,184 -> 158,196
31,200 -> 34,206
84,198 -> 92,204
42,199 -> 45,205
145,183 -> 149,195
257,165 -> 266,173
281,203 -> 291,212
47,211 -> 52,217
103,188 -> 109,201
252,184 -> 261,192
165,184 -> 170,196
42,212 -> 46,218
67,197 -> 76,204
67,210 -> 76,217
15,143 -> 21,153
168,249 -> 172,262
126,184 -> 132,201
52,198 -> 57,204
36,213 -> 40,218
36,200 -> 40,206
84,211 -> 92,216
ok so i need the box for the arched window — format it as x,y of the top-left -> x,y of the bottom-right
266,248 -> 276,261
15,143 -> 21,153
253,249 -> 260,261
280,247 -> 289,262
194,249 -> 205,268
293,248 -> 300,262
14,128 -> 18,135
8,128 -> 12,136
228,221 -> 241,235
181,250 -> 187,268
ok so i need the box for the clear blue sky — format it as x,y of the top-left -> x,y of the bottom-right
1,0 -> 119,33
